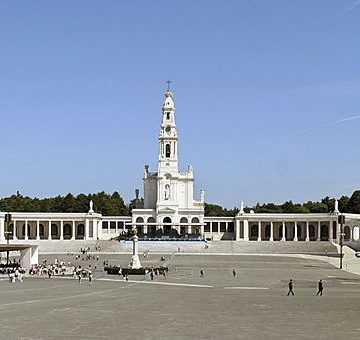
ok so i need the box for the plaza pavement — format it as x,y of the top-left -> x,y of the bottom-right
0,253 -> 360,339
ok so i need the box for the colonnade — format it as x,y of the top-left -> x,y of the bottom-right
0,218 -> 101,241
233,219 -> 337,241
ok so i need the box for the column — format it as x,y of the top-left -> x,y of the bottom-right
329,220 -> 333,241
225,222 -> 228,232
60,221 -> 64,240
305,221 -> 309,241
200,224 -> 204,236
217,222 -> 221,236
71,220 -> 75,240
24,220 -> 28,240
36,220 -> 40,240
187,225 -> 191,234
210,222 -> 213,236
0,218 -> 5,242
243,220 -> 249,241
235,220 -> 240,241
281,221 -> 285,241
257,221 -> 261,241
317,221 -> 321,241
143,224 -> 148,235
85,220 -> 89,240
270,221 -> 274,241
96,220 -> 101,240
13,220 -> 17,240
107,221 -> 110,234
294,221 -> 298,241
48,221 -> 52,240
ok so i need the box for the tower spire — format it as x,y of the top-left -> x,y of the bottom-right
166,80 -> 172,91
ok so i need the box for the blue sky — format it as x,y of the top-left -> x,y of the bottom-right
0,1 -> 359,208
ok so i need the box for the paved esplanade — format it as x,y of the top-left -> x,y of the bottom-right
1,254 -> 360,339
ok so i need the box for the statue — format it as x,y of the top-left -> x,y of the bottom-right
164,184 -> 170,200
88,200 -> 94,214
129,227 -> 141,269
239,201 -> 244,214
200,189 -> 205,202
188,164 -> 193,173
334,199 -> 339,213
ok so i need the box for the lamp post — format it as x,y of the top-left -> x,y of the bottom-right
4,213 -> 12,265
338,214 -> 345,269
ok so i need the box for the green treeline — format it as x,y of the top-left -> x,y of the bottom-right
1,190 -> 360,216
0,192 -> 129,216
205,190 -> 360,216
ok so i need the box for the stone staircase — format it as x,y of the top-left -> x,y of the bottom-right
5,239 -> 338,255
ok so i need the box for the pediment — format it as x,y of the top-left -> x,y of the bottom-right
158,207 -> 176,214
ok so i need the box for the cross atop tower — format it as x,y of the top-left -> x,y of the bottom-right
166,80 -> 172,91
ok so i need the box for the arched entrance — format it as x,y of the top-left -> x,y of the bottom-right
344,226 -> 351,241
63,224 -> 72,239
51,224 -> 59,239
163,217 -> 172,235
147,217 -> 156,237
320,224 -> 328,241
265,225 -> 270,240
191,217 -> 200,234
250,225 -> 258,241
136,217 -> 144,235
180,217 -> 187,236
76,224 -> 85,239
39,224 -> 45,239
309,225 -> 316,241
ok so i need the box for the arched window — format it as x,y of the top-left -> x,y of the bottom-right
166,112 -> 170,120
166,144 -> 171,158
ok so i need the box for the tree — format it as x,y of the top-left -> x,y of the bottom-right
345,190 -> 360,213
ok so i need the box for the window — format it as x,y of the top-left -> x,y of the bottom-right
166,112 -> 170,120
166,144 -> 170,158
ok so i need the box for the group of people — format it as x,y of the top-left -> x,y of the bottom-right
287,279 -> 324,296
73,265 -> 93,283
29,259 -> 68,277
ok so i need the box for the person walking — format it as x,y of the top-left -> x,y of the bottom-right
232,268 -> 236,277
200,268 -> 204,277
287,279 -> 294,296
88,271 -> 93,284
317,279 -> 323,296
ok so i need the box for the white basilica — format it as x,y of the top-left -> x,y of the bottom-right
131,89 -> 205,237
0,89 -> 360,245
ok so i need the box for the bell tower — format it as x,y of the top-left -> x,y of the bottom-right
158,89 -> 179,175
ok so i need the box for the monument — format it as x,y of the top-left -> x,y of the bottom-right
129,227 -> 141,269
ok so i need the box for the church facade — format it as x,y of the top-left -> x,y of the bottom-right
131,90 -> 205,237
0,89 -> 360,244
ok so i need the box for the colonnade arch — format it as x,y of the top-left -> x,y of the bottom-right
163,217 -> 172,235
191,217 -> 200,234
147,217 -> 156,236
136,217 -> 144,235
180,217 -> 188,235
